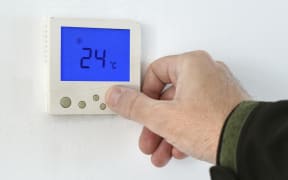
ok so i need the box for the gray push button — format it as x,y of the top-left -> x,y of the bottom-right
78,101 -> 86,109
100,103 -> 106,110
93,94 -> 100,101
60,97 -> 72,108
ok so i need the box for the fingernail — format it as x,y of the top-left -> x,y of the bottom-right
106,87 -> 123,107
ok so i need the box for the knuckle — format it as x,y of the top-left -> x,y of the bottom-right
216,60 -> 226,66
127,92 -> 142,120
180,50 -> 213,64
145,63 -> 153,74
182,50 -> 210,58
216,60 -> 228,69
193,50 -> 210,56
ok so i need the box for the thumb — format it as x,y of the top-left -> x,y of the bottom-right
105,86 -> 168,126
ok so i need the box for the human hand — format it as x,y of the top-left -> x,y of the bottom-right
105,51 -> 250,167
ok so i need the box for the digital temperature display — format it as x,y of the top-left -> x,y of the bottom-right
61,27 -> 130,81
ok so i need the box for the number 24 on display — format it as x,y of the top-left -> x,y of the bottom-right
80,48 -> 117,70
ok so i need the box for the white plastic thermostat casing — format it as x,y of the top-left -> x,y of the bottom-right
44,17 -> 141,115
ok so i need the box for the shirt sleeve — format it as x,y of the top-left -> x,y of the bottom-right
210,101 -> 288,180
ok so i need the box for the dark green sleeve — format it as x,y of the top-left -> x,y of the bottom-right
210,101 -> 288,180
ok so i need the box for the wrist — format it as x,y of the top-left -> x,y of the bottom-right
216,101 -> 259,171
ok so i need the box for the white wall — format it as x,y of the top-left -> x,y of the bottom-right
1,0 -> 288,179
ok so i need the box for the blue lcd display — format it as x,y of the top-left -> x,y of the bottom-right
61,26 -> 130,81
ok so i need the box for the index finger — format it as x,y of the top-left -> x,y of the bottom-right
142,55 -> 180,99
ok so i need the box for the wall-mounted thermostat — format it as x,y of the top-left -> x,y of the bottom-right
45,17 -> 141,115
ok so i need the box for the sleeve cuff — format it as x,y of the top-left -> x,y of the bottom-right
217,101 -> 260,173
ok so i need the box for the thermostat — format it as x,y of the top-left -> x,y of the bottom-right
44,17 -> 141,115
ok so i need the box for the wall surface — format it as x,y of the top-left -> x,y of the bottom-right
1,0 -> 288,179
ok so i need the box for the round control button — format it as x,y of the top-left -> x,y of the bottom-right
100,103 -> 106,110
60,97 -> 72,108
78,101 -> 86,109
93,94 -> 100,101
